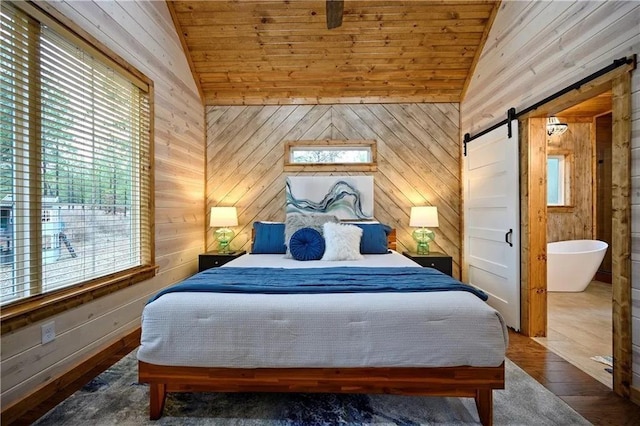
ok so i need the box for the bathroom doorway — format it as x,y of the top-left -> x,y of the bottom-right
518,67 -> 633,398
532,93 -> 614,388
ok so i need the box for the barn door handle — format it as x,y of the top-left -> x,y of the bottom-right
505,229 -> 513,247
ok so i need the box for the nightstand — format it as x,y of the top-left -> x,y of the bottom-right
198,250 -> 246,272
402,251 -> 453,277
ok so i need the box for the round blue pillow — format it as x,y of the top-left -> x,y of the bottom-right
289,227 -> 325,261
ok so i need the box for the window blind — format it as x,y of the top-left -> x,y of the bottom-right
0,4 -> 152,304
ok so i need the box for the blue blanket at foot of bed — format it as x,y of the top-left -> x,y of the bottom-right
149,267 -> 488,303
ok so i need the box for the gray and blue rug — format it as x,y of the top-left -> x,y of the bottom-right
34,350 -> 590,425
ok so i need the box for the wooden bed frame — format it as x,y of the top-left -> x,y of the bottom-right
138,362 -> 504,425
138,227 -> 505,425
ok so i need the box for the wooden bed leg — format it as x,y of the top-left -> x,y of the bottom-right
474,389 -> 493,426
149,383 -> 167,420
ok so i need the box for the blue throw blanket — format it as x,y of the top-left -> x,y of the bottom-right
149,267 -> 488,303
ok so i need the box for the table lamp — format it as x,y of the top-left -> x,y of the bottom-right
210,206 -> 238,253
409,206 -> 439,255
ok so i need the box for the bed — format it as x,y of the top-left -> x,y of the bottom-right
137,225 -> 507,425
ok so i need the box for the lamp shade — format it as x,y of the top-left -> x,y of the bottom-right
209,206 -> 238,228
410,206 -> 439,228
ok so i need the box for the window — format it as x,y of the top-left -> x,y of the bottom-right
291,146 -> 372,163
284,140 -> 377,172
0,2 -> 153,310
547,153 -> 571,207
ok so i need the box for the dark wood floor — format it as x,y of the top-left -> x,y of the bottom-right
507,330 -> 640,425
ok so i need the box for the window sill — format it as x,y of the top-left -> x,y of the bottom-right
0,264 -> 158,335
548,206 -> 575,213
283,163 -> 377,172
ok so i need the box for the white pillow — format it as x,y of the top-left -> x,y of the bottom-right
321,222 -> 364,261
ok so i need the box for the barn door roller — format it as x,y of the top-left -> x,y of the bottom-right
463,108 -> 516,156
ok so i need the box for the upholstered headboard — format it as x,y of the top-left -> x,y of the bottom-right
285,176 -> 374,220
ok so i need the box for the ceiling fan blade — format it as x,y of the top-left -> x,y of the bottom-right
326,0 -> 343,29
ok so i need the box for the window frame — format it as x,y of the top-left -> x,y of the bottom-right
547,150 -> 574,212
284,140 -> 378,172
0,1 -> 156,334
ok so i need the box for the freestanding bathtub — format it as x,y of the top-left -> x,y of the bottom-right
547,240 -> 608,292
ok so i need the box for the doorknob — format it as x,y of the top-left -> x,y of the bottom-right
505,229 -> 513,247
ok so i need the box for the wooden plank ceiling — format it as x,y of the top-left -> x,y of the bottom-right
167,1 -> 500,105
556,91 -> 612,118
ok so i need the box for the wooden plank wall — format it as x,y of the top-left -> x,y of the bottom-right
205,104 -> 461,277
547,121 -> 594,243
460,1 -> 640,388
0,1 -> 205,408
519,117 -> 549,338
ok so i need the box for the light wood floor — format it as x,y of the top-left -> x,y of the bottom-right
534,280 -> 612,388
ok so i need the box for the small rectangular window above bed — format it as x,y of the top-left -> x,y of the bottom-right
284,140 -> 377,172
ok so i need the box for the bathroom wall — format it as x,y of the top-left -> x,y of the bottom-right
596,114 -> 613,277
547,120 -> 594,243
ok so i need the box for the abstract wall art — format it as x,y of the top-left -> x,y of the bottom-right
285,176 -> 374,220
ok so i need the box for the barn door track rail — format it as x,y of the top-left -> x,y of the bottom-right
463,55 -> 636,156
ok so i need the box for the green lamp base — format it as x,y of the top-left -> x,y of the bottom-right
412,228 -> 435,255
215,228 -> 234,253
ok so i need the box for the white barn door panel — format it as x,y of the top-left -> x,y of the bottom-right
464,121 -> 520,331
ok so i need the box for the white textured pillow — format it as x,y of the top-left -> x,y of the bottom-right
321,222 -> 364,261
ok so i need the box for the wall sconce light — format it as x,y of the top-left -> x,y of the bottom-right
409,206 -> 439,255
547,116 -> 568,137
209,206 -> 238,253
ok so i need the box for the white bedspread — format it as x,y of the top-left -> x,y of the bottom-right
137,251 -> 508,368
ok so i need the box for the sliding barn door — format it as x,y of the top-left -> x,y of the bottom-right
464,121 -> 520,331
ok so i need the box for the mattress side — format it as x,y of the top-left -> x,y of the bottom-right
137,291 -> 507,368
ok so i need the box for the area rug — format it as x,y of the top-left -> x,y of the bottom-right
34,350 -> 590,426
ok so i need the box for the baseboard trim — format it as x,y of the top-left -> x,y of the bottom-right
631,385 -> 640,406
1,326 -> 141,426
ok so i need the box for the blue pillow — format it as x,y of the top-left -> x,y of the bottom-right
353,223 -> 391,254
289,227 -> 325,261
251,222 -> 286,254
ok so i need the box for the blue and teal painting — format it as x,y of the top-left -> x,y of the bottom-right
285,176 -> 374,220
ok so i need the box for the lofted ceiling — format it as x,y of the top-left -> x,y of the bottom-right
167,1 -> 500,105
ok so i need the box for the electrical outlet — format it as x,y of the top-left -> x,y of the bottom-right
41,321 -> 55,344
